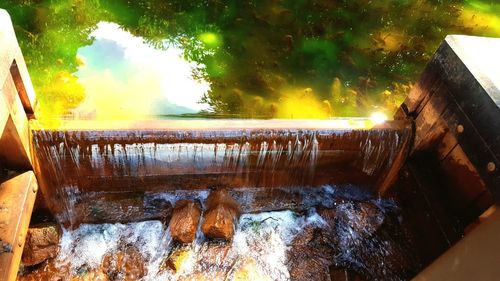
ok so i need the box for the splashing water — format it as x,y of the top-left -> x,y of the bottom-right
54,210 -> 324,281
24,194 -> 419,281
31,125 -> 412,227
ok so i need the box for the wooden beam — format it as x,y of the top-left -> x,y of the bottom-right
398,35 -> 500,202
31,120 -> 412,226
0,9 -> 37,117
0,172 -> 38,281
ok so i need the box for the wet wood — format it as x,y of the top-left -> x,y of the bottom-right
390,36 -> 500,278
31,121 -> 412,226
440,145 -> 488,214
0,9 -> 37,118
0,11 -> 41,281
0,171 -> 38,281
398,35 -> 500,204
0,73 -> 32,170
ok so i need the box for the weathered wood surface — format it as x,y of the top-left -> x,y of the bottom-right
0,10 -> 39,281
0,9 -> 36,119
412,206 -> 500,281
390,36 -> 500,279
32,120 -> 412,226
397,35 -> 499,206
0,9 -> 37,171
0,172 -> 38,281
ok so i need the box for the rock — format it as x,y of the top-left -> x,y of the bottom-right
317,207 -> 337,225
329,266 -> 364,281
197,242 -> 231,267
202,205 -> 237,241
17,259 -> 71,281
161,248 -> 192,273
101,246 -> 146,281
337,202 -> 384,238
202,189 -> 241,241
233,258 -> 270,281
205,189 -> 240,213
178,271 -> 226,281
288,257 -> 331,281
21,223 -> 61,266
169,200 -> 202,243
72,268 -> 108,281
287,225 -> 337,281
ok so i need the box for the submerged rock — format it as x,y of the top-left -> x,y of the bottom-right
329,266 -> 364,281
202,189 -> 241,241
101,246 -> 146,281
232,258 -> 270,281
336,201 -> 385,239
287,225 -> 336,281
22,223 -> 61,266
17,259 -> 71,281
161,248 -> 192,273
202,204 -> 238,241
72,268 -> 108,281
79,194 -> 173,225
178,271 -> 226,281
169,200 -> 202,243
197,242 -> 231,267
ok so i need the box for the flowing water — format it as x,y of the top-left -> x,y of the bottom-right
20,186 -> 418,281
31,124 -> 411,226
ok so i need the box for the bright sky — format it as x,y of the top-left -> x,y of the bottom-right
74,22 -> 210,119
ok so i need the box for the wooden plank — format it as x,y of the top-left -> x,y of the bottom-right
412,206 -> 500,281
0,73 -> 32,170
0,116 -> 31,170
10,61 -> 34,117
1,74 -> 31,164
439,100 -> 500,197
31,121 -> 412,226
388,163 -> 459,267
0,10 -> 18,86
433,36 -> 500,157
0,171 -> 38,281
0,9 -> 37,116
403,58 -> 443,115
413,88 -> 452,151
0,89 -> 9,138
436,131 -> 458,161
439,145 -> 488,217
375,126 -> 413,195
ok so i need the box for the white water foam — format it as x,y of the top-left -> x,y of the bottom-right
55,210 -> 324,281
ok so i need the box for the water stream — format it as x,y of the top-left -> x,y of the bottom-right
20,186 -> 419,281
31,125 -> 411,226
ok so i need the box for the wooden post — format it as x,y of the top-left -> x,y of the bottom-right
397,35 -> 499,210
0,9 -> 39,281
394,35 -> 500,279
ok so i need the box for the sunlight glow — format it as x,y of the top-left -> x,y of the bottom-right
73,22 -> 210,119
370,112 -> 388,124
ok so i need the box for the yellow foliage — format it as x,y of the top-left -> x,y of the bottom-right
275,87 -> 330,119
459,8 -> 500,36
372,31 -> 407,53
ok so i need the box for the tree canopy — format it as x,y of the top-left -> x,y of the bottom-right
2,0 -> 500,120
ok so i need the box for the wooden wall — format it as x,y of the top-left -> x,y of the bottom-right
389,35 -> 500,269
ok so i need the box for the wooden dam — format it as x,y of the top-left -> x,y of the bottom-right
0,8 -> 499,281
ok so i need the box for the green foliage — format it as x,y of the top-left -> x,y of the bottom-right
1,0 -> 500,119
